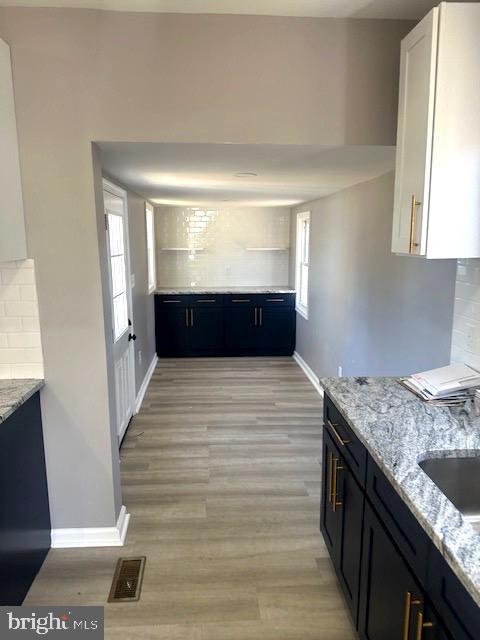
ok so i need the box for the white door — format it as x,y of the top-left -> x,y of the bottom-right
103,179 -> 136,443
391,8 -> 439,256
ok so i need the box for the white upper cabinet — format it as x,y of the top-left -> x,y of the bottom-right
0,37 -> 27,263
392,3 -> 480,259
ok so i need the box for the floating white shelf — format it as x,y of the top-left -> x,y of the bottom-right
245,247 -> 290,251
160,247 -> 205,252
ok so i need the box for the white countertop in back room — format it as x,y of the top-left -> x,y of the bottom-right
154,287 -> 296,295
0,379 -> 45,424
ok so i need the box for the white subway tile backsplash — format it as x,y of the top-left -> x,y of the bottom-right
451,259 -> 480,369
7,332 -> 41,348
19,285 -> 37,301
155,206 -> 290,288
21,317 -> 40,332
0,317 -> 22,333
5,300 -> 38,317
0,260 -> 43,379
0,285 -> 21,301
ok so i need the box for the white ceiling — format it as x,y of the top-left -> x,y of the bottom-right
0,0 -> 453,19
98,142 -> 395,207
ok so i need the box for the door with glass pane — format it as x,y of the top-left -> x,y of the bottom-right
103,180 -> 135,443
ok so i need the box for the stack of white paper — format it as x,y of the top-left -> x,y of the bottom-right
399,364 -> 480,404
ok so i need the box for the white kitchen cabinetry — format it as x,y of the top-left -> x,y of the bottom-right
392,3 -> 480,259
0,38 -> 27,263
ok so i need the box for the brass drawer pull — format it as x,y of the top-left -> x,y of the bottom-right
326,419 -> 350,447
403,592 -> 422,640
331,458 -> 344,512
328,451 -> 334,504
266,298 -> 284,302
415,611 -> 433,640
197,299 -> 216,303
163,300 -> 181,303
232,299 -> 250,302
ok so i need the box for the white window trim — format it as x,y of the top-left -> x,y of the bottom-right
295,211 -> 310,320
145,202 -> 156,294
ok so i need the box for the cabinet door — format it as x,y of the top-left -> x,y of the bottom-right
320,429 -> 342,564
188,307 -> 224,353
156,307 -> 189,356
257,307 -> 295,355
321,427 -> 364,624
392,8 -> 439,256
0,38 -> 27,262
336,457 -> 364,624
358,502 -> 423,640
224,306 -> 257,352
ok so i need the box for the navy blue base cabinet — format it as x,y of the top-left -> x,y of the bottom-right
155,293 -> 296,357
0,392 -> 50,605
321,393 -> 479,640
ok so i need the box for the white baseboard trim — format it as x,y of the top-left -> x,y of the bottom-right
135,354 -> 158,414
293,351 -> 324,397
51,505 -> 130,549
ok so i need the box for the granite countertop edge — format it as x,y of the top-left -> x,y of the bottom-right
320,376 -> 480,608
0,379 -> 45,424
154,287 -> 296,295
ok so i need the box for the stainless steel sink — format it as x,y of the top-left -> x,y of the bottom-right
419,456 -> 480,529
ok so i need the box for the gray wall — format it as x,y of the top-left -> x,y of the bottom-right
291,172 -> 457,377
0,7 -> 412,530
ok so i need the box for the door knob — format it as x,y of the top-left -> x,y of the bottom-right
128,333 -> 137,341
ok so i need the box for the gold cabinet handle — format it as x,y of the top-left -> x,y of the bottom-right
185,308 -> 189,327
254,307 -> 258,326
326,419 -> 350,447
331,458 -> 344,512
409,194 -> 421,254
328,451 -> 334,504
403,592 -> 422,640
190,308 -> 194,327
415,611 -> 433,640
403,592 -> 413,640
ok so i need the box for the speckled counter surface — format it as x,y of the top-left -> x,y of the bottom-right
155,287 -> 295,294
320,376 -> 480,607
0,379 -> 44,424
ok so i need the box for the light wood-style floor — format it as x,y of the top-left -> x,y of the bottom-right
26,357 -> 356,639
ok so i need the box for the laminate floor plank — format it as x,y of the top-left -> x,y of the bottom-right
25,357 -> 356,639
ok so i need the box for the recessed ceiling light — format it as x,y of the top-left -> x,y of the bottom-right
233,172 -> 258,178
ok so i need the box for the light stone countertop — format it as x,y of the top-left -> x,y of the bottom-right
154,287 -> 296,295
320,376 -> 480,607
0,379 -> 45,424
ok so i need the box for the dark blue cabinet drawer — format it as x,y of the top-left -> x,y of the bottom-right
324,396 -> 367,488
366,457 -> 430,587
259,293 -> 295,307
224,294 -> 263,306
155,294 -> 190,306
189,295 -> 224,307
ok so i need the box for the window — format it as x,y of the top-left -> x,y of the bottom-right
145,202 -> 156,294
295,211 -> 310,319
